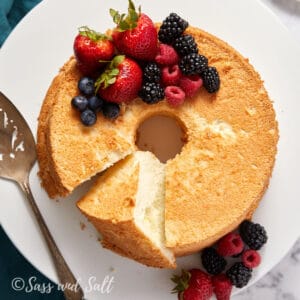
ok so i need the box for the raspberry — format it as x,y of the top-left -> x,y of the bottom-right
201,66 -> 220,93
201,248 -> 227,275
179,53 -> 208,75
165,86 -> 185,107
155,43 -> 179,66
179,75 -> 203,98
173,34 -> 198,57
226,262 -> 252,288
242,249 -> 261,269
139,82 -> 165,104
161,65 -> 182,86
212,274 -> 232,300
217,233 -> 244,257
240,220 -> 268,250
143,62 -> 161,83
158,13 -> 188,44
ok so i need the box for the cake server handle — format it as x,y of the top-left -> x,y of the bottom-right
19,177 -> 85,300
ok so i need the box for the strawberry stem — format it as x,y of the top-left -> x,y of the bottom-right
171,269 -> 191,294
110,0 -> 141,32
78,26 -> 110,41
95,55 -> 125,91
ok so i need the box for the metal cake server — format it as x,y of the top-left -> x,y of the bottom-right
0,92 -> 84,300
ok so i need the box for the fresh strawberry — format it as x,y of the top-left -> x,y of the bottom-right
110,0 -> 158,61
172,269 -> 213,300
212,274 -> 232,300
74,26 -> 114,75
96,55 -> 142,103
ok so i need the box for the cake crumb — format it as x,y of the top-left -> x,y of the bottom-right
80,221 -> 86,231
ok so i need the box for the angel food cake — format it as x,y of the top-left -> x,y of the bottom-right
36,1 -> 278,270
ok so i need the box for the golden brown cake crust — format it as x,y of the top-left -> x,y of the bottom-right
37,26 -> 278,257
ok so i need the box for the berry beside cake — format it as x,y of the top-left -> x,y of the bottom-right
36,0 -> 278,279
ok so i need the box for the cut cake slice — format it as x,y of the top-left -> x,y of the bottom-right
77,151 -> 176,268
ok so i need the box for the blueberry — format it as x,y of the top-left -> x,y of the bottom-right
88,95 -> 104,112
71,95 -> 88,111
78,77 -> 95,96
80,109 -> 97,126
102,102 -> 120,120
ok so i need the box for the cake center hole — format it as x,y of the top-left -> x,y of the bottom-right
135,115 -> 186,163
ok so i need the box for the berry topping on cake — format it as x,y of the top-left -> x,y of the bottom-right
161,65 -> 182,86
71,95 -> 89,112
226,262 -> 252,288
179,53 -> 208,75
73,26 -> 114,75
110,0 -> 158,61
217,233 -> 244,257
158,13 -> 189,44
143,62 -> 161,83
165,86 -> 185,107
173,34 -> 198,57
96,55 -> 142,103
70,6 -> 220,125
80,109 -> 97,126
179,75 -> 203,98
201,66 -> 220,93
88,95 -> 104,112
212,274 -> 232,300
139,82 -> 165,104
201,247 -> 227,275
240,220 -> 268,250
102,102 -> 120,120
172,269 -> 213,300
78,77 -> 95,96
242,249 -> 261,269
155,43 -> 179,66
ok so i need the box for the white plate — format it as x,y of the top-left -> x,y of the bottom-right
0,0 -> 300,298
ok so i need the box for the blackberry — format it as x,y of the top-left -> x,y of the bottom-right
143,62 -> 161,83
226,262 -> 252,288
201,66 -> 220,93
240,220 -> 268,250
173,34 -> 198,57
102,102 -> 120,120
138,82 -> 165,104
158,13 -> 188,44
201,247 -> 227,275
179,53 -> 208,75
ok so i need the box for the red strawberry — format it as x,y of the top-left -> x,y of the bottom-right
217,232 -> 244,257
73,26 -> 114,75
172,269 -> 213,300
96,55 -> 142,103
212,274 -> 232,300
242,249 -> 261,269
110,0 -> 158,61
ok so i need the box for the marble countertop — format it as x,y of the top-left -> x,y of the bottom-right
235,0 -> 300,299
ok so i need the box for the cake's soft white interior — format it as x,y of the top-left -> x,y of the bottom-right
133,151 -> 173,261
